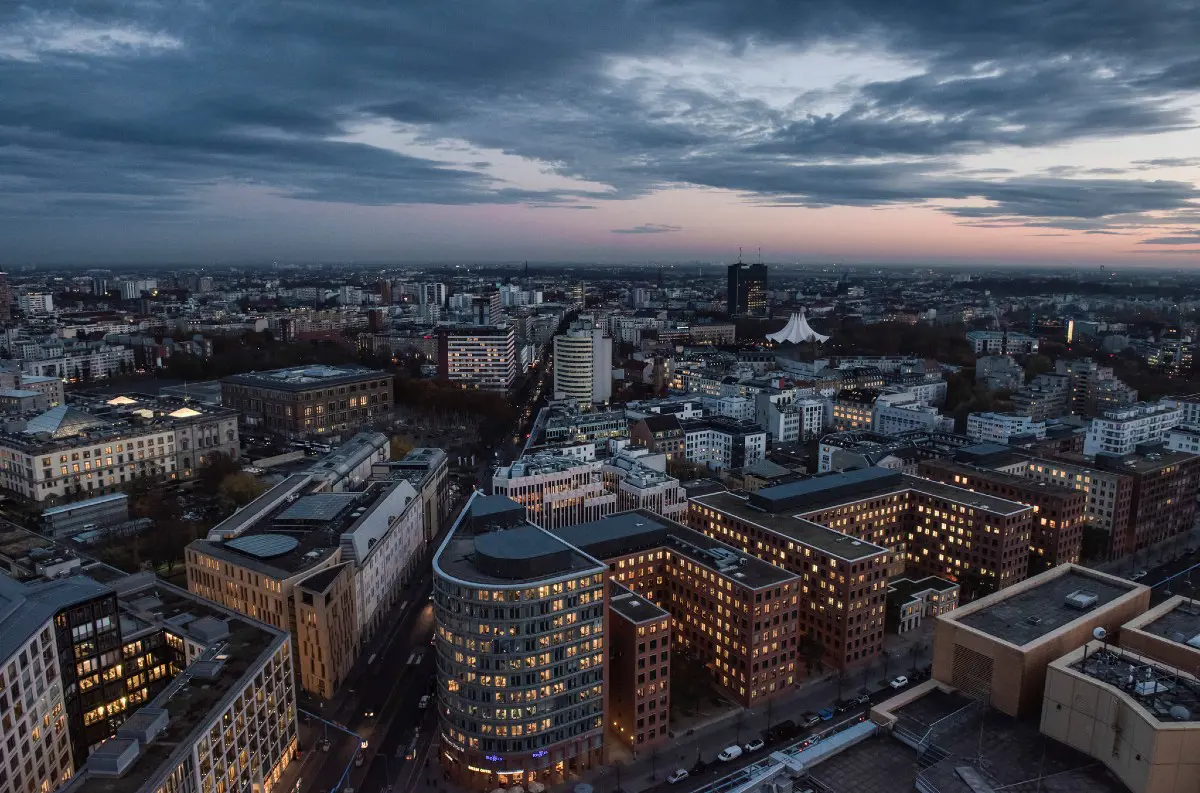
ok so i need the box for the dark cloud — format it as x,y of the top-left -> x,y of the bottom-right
1140,234 -> 1200,245
2,0 -> 1200,257
611,224 -> 682,234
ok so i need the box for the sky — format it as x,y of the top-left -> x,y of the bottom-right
2,1 -> 1200,266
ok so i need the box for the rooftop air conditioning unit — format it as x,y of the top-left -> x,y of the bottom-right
1064,590 -> 1099,610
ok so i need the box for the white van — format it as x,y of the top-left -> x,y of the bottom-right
717,745 -> 743,762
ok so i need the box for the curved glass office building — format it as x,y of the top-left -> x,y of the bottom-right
433,493 -> 608,790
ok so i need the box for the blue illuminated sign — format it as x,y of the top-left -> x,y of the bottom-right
531,750 -> 548,758
486,755 -> 502,763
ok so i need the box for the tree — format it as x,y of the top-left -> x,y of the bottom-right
800,631 -> 824,675
390,434 -> 416,460
218,472 -> 266,512
198,451 -> 242,496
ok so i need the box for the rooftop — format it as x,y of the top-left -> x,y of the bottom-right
1141,597 -> 1200,650
690,490 -> 889,562
609,583 -> 669,624
80,572 -> 288,793
221,364 -> 390,391
434,492 -> 606,587
497,453 -> 594,479
956,567 -> 1137,646
192,481 -> 388,578
1070,647 -> 1200,724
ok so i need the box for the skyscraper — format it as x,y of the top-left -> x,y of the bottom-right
726,261 -> 768,316
552,321 -> 613,403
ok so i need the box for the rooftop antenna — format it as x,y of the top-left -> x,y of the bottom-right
757,247 -> 763,265
737,247 -> 744,264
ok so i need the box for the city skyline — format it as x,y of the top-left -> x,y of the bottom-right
3,1 -> 1200,265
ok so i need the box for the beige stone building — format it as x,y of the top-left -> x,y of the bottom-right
1042,644 -> 1200,793
932,564 -> 1149,717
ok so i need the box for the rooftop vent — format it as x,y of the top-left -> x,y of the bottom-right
1064,590 -> 1099,611
1026,616 -> 1043,626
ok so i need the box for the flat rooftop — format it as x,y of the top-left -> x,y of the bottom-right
1142,598 -> 1200,648
435,494 -> 606,586
957,568 -> 1135,646
691,490 -> 889,562
221,364 -> 390,391
835,691 -> 1127,793
1072,648 -> 1200,724
554,510 -> 799,590
192,481 -> 388,578
83,576 -> 288,793
609,583 -> 669,624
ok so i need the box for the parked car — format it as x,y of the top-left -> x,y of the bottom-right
667,770 -> 689,785
1132,570 -> 1148,581
800,712 -> 821,728
320,739 -> 331,752
717,745 -> 743,762
744,738 -> 765,753
854,693 -> 871,706
833,700 -> 851,714
354,752 -> 364,768
817,708 -> 834,721
890,675 -> 909,689
765,719 -> 797,741
418,695 -> 431,709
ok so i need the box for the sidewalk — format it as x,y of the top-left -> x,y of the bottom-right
1090,524 -> 1200,577
585,630 -> 936,793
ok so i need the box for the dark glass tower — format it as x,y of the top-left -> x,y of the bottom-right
727,262 -> 768,316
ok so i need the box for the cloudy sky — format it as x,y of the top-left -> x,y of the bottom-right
3,1 -> 1200,266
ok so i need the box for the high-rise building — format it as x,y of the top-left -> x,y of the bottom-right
553,324 -> 613,404
433,495 -> 607,790
437,324 -> 518,392
0,272 -> 11,322
17,293 -> 54,316
726,262 -> 767,317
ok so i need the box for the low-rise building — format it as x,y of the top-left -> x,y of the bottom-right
932,564 -> 1148,717
0,395 -> 239,504
221,364 -> 394,438
1084,402 -> 1184,456
966,331 -> 1038,355
681,417 -> 767,472
492,454 -> 617,530
885,576 -> 959,634
967,411 -> 1046,444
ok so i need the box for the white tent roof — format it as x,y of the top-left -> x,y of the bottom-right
767,310 -> 829,344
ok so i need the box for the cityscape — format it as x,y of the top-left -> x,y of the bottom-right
4,3 -> 1200,793
0,261 -> 1198,793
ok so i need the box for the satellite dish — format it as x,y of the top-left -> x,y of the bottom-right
1093,627 -> 1107,641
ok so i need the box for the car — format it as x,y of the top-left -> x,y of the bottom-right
717,745 -> 743,762
354,752 -> 364,768
1132,570 -> 1148,581
799,711 -> 821,728
833,700 -> 851,714
817,708 -> 834,721
854,693 -> 871,706
666,770 -> 689,785
320,739 -> 331,752
364,710 -> 376,718
765,720 -> 797,742
743,738 -> 765,753
418,695 -> 431,709
889,675 -> 909,689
